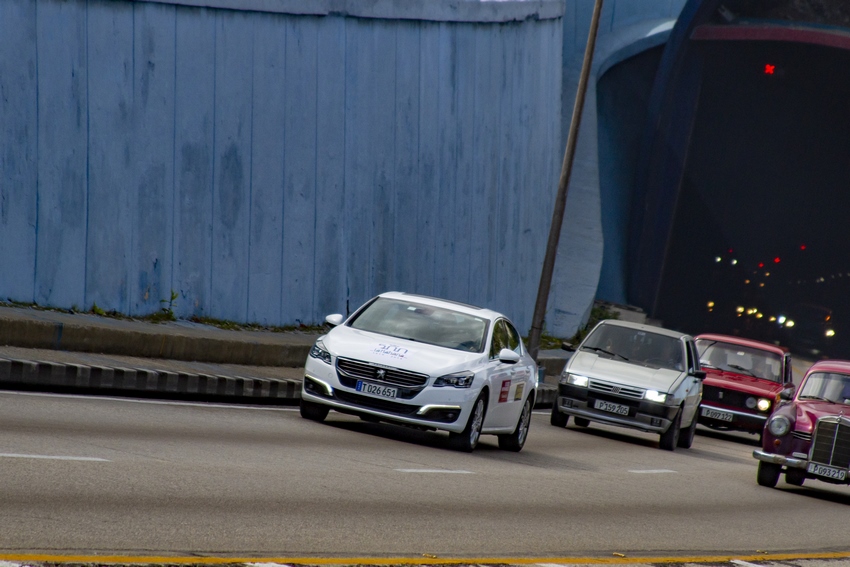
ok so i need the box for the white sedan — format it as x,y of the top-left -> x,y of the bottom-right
300,291 -> 538,452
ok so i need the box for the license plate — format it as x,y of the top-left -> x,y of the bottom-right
807,462 -> 847,481
701,406 -> 733,422
594,399 -> 629,416
356,381 -> 398,399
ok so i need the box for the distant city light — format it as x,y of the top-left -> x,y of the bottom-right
715,256 -> 722,263
765,64 -> 776,74
731,259 -> 738,265
826,330 -> 836,337
786,320 -> 795,328
774,257 -> 781,263
778,316 -> 787,324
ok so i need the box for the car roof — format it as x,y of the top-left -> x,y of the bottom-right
376,291 -> 502,320
695,333 -> 789,355
805,359 -> 850,376
594,318 -> 692,340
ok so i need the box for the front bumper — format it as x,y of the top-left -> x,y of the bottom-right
698,402 -> 769,431
302,354 -> 482,433
752,449 -> 807,469
555,383 -> 678,433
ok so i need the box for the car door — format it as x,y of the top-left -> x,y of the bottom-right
681,339 -> 703,425
484,319 -> 520,428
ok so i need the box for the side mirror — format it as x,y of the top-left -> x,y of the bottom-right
561,341 -> 575,352
780,387 -> 794,401
498,348 -> 520,364
325,313 -> 344,327
693,370 -> 707,380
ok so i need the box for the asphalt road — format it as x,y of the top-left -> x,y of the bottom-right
0,388 -> 848,558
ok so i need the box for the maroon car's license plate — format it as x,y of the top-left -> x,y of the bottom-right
701,406 -> 733,422
807,462 -> 847,481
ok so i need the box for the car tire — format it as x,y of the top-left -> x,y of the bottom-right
499,395 -> 532,452
785,468 -> 806,486
550,404 -> 569,427
659,407 -> 682,451
449,394 -> 486,452
573,417 -> 590,428
300,399 -> 330,422
677,407 -> 699,449
757,461 -> 781,487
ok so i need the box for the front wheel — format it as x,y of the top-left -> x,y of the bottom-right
449,394 -> 486,452
677,406 -> 699,449
300,399 -> 330,422
757,461 -> 781,487
785,468 -> 806,486
550,404 -> 569,427
659,407 -> 682,451
499,396 -> 532,452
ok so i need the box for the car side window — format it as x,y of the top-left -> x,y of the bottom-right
490,320 -> 509,359
505,321 -> 522,355
686,341 -> 699,374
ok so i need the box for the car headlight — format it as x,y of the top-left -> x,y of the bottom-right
768,415 -> 791,437
645,390 -> 667,403
757,398 -> 771,412
309,339 -> 332,365
559,373 -> 588,387
745,396 -> 757,409
434,371 -> 474,388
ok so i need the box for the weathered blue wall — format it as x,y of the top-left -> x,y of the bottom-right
0,0 -> 564,330
0,0 -> 692,337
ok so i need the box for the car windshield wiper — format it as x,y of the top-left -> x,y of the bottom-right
582,346 -> 628,361
727,364 -> 755,377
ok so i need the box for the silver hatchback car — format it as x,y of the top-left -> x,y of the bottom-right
550,319 -> 706,450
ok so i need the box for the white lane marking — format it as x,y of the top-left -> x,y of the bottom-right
0,453 -> 109,462
247,563 -> 293,567
628,469 -> 676,474
0,561 -> 24,567
395,469 -> 474,474
731,560 -> 763,567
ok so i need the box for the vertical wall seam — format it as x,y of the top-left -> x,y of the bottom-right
246,15 -> 255,323
33,0 -> 40,302
209,12 -> 217,316
83,0 -> 90,308
312,18 -> 319,320
170,5 -> 177,310
279,17 -> 287,324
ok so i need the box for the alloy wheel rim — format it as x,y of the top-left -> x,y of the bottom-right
470,400 -> 484,445
518,400 -> 531,444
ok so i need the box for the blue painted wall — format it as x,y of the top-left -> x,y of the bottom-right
0,0 -> 693,338
0,0 -> 563,331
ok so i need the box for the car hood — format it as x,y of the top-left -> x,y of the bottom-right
792,400 -> 850,434
323,325 -> 485,377
703,369 -> 783,397
566,351 -> 684,392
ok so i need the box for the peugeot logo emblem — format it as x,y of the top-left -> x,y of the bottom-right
376,369 -> 386,380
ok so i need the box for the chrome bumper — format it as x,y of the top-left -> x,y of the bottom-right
752,449 -> 807,469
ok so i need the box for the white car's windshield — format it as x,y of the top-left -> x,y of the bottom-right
582,324 -> 683,371
348,297 -> 489,353
696,340 -> 782,383
798,372 -> 850,404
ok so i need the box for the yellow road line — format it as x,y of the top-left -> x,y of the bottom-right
0,552 -> 849,565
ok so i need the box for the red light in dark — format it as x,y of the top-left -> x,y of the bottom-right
765,64 -> 776,75
800,244 -> 806,250
774,257 -> 781,263
758,263 -> 765,268
728,249 -> 734,253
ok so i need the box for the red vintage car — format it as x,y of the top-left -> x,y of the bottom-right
753,359 -> 850,488
695,334 -> 793,440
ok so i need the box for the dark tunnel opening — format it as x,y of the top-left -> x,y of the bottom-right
656,39 -> 850,358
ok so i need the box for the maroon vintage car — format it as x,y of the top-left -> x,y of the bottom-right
695,334 -> 793,440
753,359 -> 850,488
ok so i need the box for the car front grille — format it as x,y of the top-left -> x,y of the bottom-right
810,416 -> 850,468
589,380 -> 644,400
702,385 -> 754,410
334,390 -> 421,416
336,357 -> 429,388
